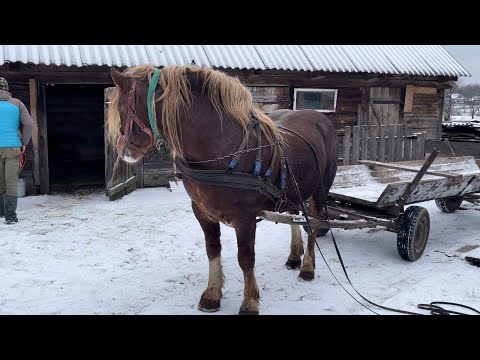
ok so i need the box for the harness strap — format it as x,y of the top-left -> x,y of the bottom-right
177,160 -> 285,203
253,115 -> 263,176
228,112 -> 259,170
264,143 -> 277,180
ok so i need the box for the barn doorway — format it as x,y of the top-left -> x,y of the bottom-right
46,84 -> 107,188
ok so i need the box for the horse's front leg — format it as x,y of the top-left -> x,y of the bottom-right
235,216 -> 260,315
192,201 -> 224,312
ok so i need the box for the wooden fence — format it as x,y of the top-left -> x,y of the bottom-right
341,125 -> 426,165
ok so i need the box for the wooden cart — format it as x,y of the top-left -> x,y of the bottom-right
260,150 -> 480,261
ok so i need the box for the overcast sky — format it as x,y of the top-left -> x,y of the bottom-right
443,45 -> 480,85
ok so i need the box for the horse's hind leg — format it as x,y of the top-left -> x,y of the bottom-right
286,210 -> 303,269
299,195 -> 324,281
235,216 -> 260,315
192,201 -> 224,312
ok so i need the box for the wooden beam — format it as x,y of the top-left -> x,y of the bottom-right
28,78 -> 40,188
357,159 -> 461,180
404,85 -> 415,113
414,86 -> 437,95
37,84 -> 50,194
437,89 -> 445,141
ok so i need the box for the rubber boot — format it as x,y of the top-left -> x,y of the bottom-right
4,195 -> 18,224
0,195 -> 4,218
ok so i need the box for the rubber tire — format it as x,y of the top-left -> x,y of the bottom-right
397,206 -> 430,262
303,226 -> 329,237
435,196 -> 464,213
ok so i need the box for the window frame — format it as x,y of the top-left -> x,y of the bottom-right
293,88 -> 338,113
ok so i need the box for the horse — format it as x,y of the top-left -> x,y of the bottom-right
106,64 -> 338,315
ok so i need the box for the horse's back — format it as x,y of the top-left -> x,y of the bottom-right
269,109 -> 338,192
269,109 -> 337,155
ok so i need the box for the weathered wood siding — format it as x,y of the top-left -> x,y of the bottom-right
403,87 -> 441,140
248,86 -> 290,114
327,87 -> 362,129
143,144 -> 175,187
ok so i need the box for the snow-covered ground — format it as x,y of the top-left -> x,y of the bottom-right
1,187 -> 479,315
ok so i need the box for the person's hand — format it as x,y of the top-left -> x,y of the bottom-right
21,145 -> 26,153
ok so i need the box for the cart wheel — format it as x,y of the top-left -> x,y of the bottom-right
435,196 -> 464,213
303,226 -> 329,237
397,206 -> 430,261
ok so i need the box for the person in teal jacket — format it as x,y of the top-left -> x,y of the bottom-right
0,77 -> 33,224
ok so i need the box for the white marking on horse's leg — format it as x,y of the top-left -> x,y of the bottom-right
208,256 -> 224,294
198,257 -> 224,312
286,224 -> 303,269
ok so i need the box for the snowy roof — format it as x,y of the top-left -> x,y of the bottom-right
0,45 -> 470,77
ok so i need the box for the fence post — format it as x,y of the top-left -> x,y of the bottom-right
362,125 -> 369,161
378,125 -> 386,162
352,126 -> 360,164
369,125 -> 378,162
343,127 -> 351,165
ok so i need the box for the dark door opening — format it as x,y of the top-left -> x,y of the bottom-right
46,84 -> 107,188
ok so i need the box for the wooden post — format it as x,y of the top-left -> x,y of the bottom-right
437,89 -> 445,141
343,126 -> 351,165
352,126 -> 360,165
134,159 -> 144,188
416,132 -> 426,160
37,84 -> 49,194
395,125 -> 404,162
29,78 -> 40,188
378,125 -> 386,162
361,125 -> 369,161
387,125 -> 395,162
370,125 -> 378,162
357,104 -> 362,126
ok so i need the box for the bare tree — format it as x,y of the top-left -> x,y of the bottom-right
456,84 -> 480,119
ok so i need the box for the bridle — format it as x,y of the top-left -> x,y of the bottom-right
117,80 -> 156,157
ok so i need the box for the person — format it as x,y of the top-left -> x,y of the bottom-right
0,77 -> 33,224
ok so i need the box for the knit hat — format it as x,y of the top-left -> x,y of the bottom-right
0,77 -> 8,91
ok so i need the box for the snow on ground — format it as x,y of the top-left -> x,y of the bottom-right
1,187 -> 480,315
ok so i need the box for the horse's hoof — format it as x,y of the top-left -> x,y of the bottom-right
238,309 -> 259,315
285,258 -> 302,270
238,299 -> 259,315
299,270 -> 314,281
198,298 -> 220,312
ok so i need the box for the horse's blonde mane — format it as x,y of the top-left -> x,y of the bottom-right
107,64 -> 282,159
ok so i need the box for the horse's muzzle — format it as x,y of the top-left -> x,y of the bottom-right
121,147 -> 141,164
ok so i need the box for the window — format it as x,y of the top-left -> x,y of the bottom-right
293,88 -> 338,112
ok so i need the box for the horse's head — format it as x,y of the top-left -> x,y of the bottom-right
107,67 -> 157,163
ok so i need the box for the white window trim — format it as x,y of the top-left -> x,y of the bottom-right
293,88 -> 338,112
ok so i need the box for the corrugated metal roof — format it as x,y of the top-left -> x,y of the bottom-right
202,45 -> 265,70
342,45 -> 400,75
255,45 -> 313,71
0,45 -> 470,77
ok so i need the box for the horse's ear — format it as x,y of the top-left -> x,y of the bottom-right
111,67 -> 128,91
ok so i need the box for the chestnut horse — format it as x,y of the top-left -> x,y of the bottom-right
107,65 -> 338,314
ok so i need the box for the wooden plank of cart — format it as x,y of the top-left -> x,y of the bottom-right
260,150 -> 480,262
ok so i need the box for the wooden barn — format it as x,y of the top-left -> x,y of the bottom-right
0,45 -> 469,197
